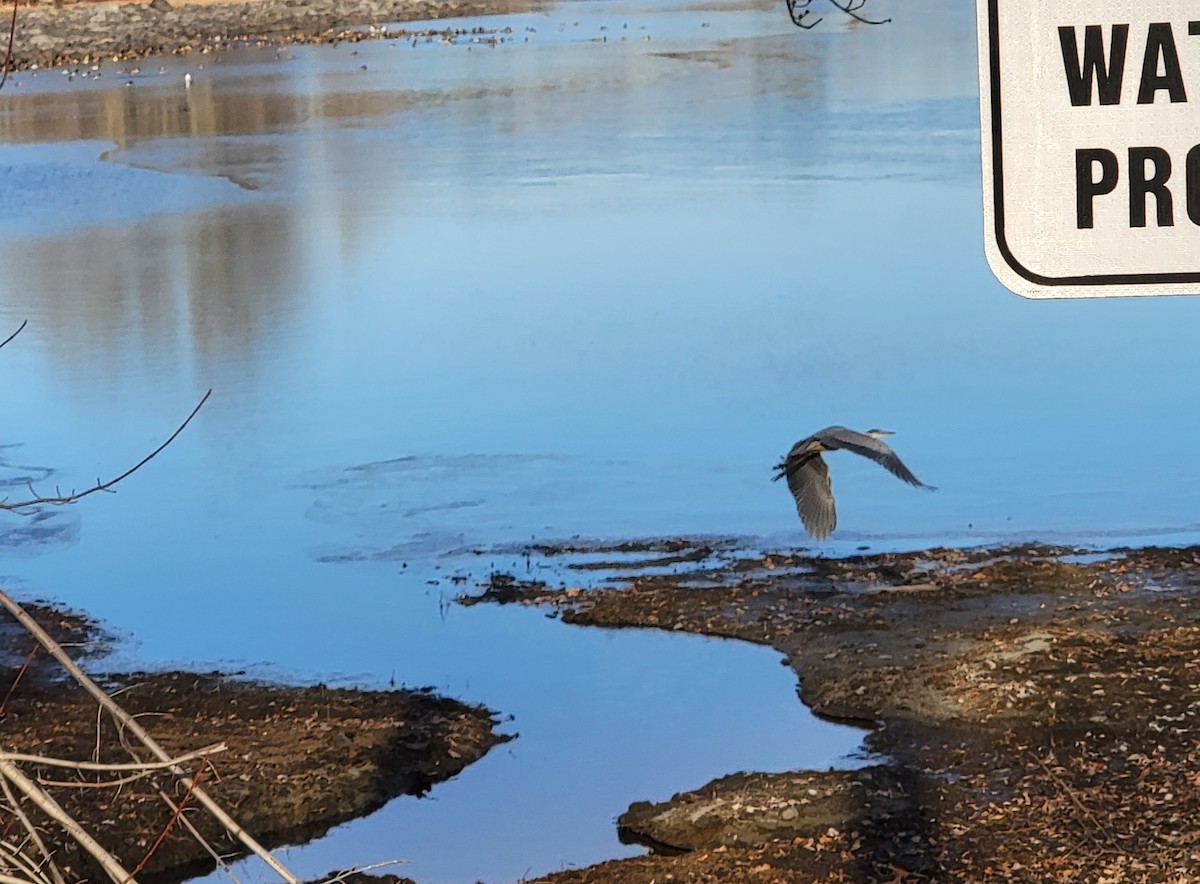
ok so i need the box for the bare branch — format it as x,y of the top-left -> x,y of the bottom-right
786,0 -> 821,28
0,390 -> 212,511
0,322 -> 26,352
827,0 -> 890,25
786,0 -> 889,29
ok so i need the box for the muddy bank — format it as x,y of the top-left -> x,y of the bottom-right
470,542 -> 1200,882
5,0 -> 537,71
0,600 -> 506,883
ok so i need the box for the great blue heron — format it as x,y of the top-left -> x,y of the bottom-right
773,426 -> 933,539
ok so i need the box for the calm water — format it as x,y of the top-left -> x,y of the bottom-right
2,0 -> 1200,879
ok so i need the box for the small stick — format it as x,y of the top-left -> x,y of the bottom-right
0,589 -> 299,883
2,743 -> 227,772
0,761 -> 133,883
0,770 -> 65,884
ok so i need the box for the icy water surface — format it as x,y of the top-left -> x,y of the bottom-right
3,0 -> 1200,879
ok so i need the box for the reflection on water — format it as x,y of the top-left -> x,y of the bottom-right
3,202 -> 303,388
0,447 -> 77,553
3,0 -> 1200,879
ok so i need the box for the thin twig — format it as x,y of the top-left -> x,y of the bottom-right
786,0 -> 820,28
0,0 -> 16,92
4,743 -> 226,774
0,321 -> 26,351
127,756 -> 209,880
0,771 -> 65,884
786,0 -> 889,29
31,744 -> 226,789
0,589 -> 300,884
1034,756 -> 1121,853
0,834 -> 57,884
319,860 -> 411,884
0,643 -> 38,717
0,761 -> 134,883
0,390 -> 212,511
35,769 -> 165,789
826,0 -> 890,25
0,837 -> 55,884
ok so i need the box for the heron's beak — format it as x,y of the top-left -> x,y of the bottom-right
867,429 -> 894,437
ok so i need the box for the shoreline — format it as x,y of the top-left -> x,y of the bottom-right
3,0 -> 538,71
468,540 -> 1200,882
0,599 -> 506,883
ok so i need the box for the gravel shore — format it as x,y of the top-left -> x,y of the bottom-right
6,0 -> 534,70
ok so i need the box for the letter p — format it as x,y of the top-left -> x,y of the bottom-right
1076,148 -> 1119,228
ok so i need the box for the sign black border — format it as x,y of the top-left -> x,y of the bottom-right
987,0 -> 1200,287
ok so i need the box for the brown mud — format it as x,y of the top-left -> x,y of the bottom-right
4,0 -> 538,71
0,600 -> 506,884
468,541 -> 1200,883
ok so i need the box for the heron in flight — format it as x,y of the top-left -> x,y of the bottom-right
773,426 -> 933,539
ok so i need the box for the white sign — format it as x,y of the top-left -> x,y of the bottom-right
978,1 -> 1200,298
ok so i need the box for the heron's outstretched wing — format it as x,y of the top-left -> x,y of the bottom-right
818,427 -> 932,488
784,454 -> 836,540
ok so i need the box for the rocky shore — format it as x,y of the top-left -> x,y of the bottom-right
469,541 -> 1200,883
5,0 -> 535,70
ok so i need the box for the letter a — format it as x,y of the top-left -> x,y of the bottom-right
1138,23 -> 1187,104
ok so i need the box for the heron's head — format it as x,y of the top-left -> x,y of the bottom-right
865,429 -> 894,438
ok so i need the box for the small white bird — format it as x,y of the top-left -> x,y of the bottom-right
184,72 -> 192,88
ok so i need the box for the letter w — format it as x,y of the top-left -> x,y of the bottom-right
1058,24 -> 1129,106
